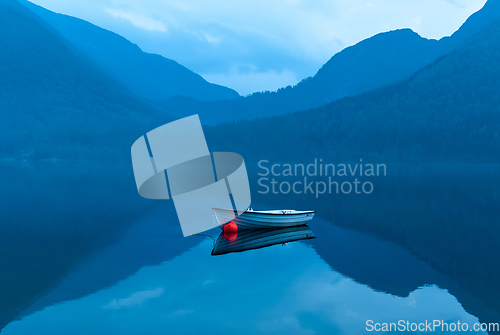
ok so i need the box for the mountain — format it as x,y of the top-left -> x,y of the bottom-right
0,0 -> 172,159
297,0 -> 500,108
20,0 -> 239,102
440,0 -> 500,49
15,0 -> 500,125
156,0 -> 500,124
206,15 -> 500,163
291,29 -> 438,105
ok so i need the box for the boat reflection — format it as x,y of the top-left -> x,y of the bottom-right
211,225 -> 315,256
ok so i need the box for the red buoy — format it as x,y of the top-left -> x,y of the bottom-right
223,221 -> 238,233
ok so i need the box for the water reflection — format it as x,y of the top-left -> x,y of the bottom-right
0,161 -> 157,330
247,163 -> 500,332
14,209 -> 198,323
0,226 -> 482,335
1,162 -> 499,333
211,225 -> 315,256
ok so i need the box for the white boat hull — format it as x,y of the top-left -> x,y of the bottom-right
213,208 -> 315,229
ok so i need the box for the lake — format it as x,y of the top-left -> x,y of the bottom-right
0,161 -> 499,334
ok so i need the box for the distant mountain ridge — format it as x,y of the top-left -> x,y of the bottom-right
206,13 -> 500,163
295,0 -> 500,108
155,0 -> 500,124
1,0 -> 499,160
15,0 -> 500,125
20,0 -> 239,102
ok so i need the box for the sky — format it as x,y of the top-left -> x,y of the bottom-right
29,0 -> 487,95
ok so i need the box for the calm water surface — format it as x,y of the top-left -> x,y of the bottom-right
0,161 -> 499,334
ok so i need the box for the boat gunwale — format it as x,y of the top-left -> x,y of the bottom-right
213,208 -> 316,216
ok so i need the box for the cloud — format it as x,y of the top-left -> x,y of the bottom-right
202,33 -> 221,45
103,287 -> 164,309
103,8 -> 167,32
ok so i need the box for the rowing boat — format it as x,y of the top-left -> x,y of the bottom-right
213,207 -> 315,229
